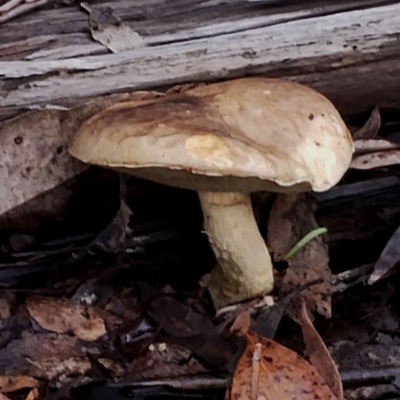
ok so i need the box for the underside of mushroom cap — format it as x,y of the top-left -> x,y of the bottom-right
68,78 -> 354,193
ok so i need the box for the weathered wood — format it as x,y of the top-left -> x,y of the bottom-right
0,91 -> 161,218
1,0 -> 400,121
1,0 -> 400,221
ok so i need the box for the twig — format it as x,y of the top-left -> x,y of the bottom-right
107,374 -> 228,390
40,219 -> 174,249
7,225 -> 178,260
341,366 -> 400,389
107,365 -> 400,392
331,263 -> 374,294
42,233 -> 95,248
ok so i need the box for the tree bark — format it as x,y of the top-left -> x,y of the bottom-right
1,0 -> 400,122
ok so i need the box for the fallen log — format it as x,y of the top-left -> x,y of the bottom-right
1,0 -> 400,221
1,0 -> 400,120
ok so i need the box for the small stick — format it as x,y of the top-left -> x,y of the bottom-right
107,365 -> 400,392
331,263 -> 374,294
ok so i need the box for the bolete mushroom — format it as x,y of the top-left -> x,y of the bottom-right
68,78 -> 354,309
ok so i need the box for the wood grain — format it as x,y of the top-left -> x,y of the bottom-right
1,0 -> 400,121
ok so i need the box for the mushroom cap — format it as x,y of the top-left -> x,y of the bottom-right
68,78 -> 354,193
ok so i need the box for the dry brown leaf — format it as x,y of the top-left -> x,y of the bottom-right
300,302 -> 343,400
138,282 -> 215,337
26,295 -> 107,341
0,91 -> 163,220
0,331 -> 113,381
229,330 -> 337,400
0,375 -> 39,393
230,310 -> 251,336
24,388 -> 40,400
138,282 -> 235,367
267,193 -> 331,320
352,106 -> 381,140
0,332 -> 86,377
0,331 -> 125,383
368,223 -> 400,285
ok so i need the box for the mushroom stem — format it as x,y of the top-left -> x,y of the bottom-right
198,191 -> 274,309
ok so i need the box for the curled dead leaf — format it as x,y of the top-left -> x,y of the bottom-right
352,106 -> 381,140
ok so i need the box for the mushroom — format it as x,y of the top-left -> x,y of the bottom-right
68,78 -> 354,309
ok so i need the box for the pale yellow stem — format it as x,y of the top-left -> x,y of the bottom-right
198,191 -> 274,309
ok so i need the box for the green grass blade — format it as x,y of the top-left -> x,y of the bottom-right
283,227 -> 327,261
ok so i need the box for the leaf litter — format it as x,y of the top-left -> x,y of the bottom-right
350,107 -> 400,171
1,88 -> 400,400
228,309 -> 339,400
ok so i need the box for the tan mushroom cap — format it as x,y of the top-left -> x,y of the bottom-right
68,78 -> 354,193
